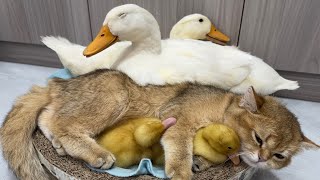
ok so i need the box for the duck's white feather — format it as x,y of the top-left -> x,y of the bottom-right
113,39 -> 252,88
43,36 -> 252,88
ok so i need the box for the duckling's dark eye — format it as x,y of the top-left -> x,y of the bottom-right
199,18 -> 203,22
254,132 -> 263,146
228,147 -> 232,150
274,153 -> 285,159
100,34 -> 105,37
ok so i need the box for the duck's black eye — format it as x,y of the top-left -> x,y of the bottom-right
100,34 -> 105,37
254,132 -> 263,146
118,13 -> 126,18
199,18 -> 203,22
228,147 -> 232,150
274,153 -> 285,159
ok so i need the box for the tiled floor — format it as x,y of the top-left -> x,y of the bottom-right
0,61 -> 319,180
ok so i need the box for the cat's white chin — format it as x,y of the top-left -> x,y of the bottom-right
241,154 -> 269,169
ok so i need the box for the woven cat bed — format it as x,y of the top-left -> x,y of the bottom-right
33,130 -> 256,180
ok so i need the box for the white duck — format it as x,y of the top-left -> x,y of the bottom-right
42,13 -> 229,76
43,4 -> 299,95
170,13 -> 230,45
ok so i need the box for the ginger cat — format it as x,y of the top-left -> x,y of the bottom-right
1,70 -> 318,180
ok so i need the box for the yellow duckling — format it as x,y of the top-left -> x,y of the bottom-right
193,124 -> 240,165
96,117 -> 176,168
97,119 -> 240,168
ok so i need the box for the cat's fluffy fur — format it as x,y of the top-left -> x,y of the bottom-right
0,69 -> 318,180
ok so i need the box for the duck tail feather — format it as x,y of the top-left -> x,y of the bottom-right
276,79 -> 300,91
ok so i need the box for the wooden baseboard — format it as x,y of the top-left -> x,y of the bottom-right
0,41 -> 319,102
275,71 -> 320,102
0,41 -> 62,68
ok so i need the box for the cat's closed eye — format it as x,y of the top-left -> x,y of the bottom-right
253,131 -> 263,146
274,153 -> 285,160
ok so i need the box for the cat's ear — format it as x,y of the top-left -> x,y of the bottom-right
239,86 -> 264,113
301,134 -> 320,150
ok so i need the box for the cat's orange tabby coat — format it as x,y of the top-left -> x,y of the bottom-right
0,70 -> 318,180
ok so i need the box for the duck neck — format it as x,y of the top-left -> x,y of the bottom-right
130,29 -> 162,54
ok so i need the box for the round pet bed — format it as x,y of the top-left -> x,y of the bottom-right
33,130 -> 256,180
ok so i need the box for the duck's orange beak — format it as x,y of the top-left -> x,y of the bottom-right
83,25 -> 118,57
205,24 -> 230,45
228,153 -> 240,165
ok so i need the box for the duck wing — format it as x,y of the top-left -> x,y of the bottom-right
158,39 -> 253,89
230,57 -> 299,95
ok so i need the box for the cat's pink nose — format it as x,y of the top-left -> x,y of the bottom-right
258,153 -> 267,162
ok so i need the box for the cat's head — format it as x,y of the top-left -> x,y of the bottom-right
229,87 -> 319,169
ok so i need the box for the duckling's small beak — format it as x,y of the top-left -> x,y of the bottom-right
228,153 -> 240,165
83,25 -> 118,57
206,24 -> 230,45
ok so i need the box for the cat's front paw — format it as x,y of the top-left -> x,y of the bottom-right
166,164 -> 193,180
192,156 -> 214,172
88,151 -> 116,169
52,138 -> 67,156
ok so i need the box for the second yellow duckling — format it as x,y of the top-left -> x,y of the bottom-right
193,124 -> 240,165
97,118 -> 240,168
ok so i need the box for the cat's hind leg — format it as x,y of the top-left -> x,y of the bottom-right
41,116 -> 116,169
58,132 -> 116,169
44,103 -> 129,169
